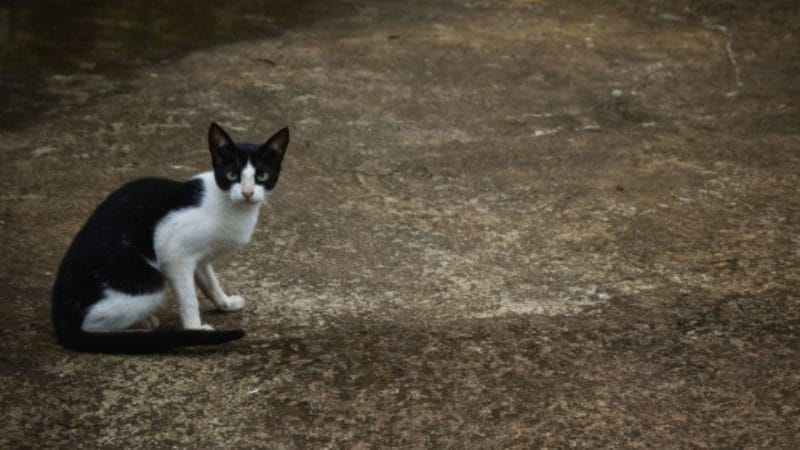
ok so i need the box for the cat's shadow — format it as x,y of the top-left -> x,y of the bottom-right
165,335 -> 307,358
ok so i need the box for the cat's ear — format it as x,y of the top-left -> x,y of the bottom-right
208,122 -> 235,165
261,127 -> 290,163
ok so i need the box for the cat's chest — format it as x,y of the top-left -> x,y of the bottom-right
153,201 -> 260,263
199,212 -> 256,244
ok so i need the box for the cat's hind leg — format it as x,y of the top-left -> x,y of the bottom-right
195,263 -> 245,312
82,289 -> 165,332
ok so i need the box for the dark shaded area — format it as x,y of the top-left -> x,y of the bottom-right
0,0 -> 350,128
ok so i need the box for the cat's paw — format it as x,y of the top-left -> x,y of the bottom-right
218,295 -> 245,312
131,315 -> 160,330
145,315 -> 160,329
199,323 -> 215,331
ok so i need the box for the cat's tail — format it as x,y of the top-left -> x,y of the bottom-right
57,328 -> 245,354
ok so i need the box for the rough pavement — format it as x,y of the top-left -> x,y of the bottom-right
1,0 -> 799,447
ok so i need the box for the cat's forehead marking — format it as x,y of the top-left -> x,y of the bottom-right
242,162 -> 255,178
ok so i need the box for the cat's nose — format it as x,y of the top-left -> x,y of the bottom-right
242,185 -> 255,200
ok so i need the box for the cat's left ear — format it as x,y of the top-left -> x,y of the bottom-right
260,127 -> 290,163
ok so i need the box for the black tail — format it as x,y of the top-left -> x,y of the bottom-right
57,328 -> 245,354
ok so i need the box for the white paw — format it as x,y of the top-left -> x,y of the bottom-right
219,295 -> 245,312
146,315 -> 160,329
131,315 -> 160,330
199,323 -> 215,331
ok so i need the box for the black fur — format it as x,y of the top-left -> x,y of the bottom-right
57,329 -> 245,354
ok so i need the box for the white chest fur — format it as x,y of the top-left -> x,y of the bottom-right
153,172 -> 262,267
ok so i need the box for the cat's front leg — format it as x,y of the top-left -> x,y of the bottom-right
164,263 -> 213,330
195,263 -> 245,312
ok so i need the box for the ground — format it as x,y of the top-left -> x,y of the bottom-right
1,0 -> 799,447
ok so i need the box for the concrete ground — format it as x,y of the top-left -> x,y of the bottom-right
2,0 -> 799,447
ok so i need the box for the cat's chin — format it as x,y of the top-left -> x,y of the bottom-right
233,198 -> 262,206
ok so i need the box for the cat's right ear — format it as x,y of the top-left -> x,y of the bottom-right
259,127 -> 290,164
208,122 -> 235,165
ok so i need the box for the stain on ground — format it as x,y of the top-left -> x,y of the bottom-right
1,0 -> 799,447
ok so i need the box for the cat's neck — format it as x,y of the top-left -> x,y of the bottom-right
185,172 -> 262,248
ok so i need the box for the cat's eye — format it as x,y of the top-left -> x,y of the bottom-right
225,171 -> 238,181
256,173 -> 269,182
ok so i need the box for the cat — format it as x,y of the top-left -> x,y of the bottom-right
51,122 -> 289,353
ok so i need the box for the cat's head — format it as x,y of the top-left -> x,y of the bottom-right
207,122 -> 289,204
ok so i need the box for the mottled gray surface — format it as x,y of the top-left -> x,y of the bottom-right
2,0 -> 799,447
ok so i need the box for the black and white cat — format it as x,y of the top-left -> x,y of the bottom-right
51,123 -> 289,353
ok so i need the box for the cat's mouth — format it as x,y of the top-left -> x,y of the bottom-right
234,197 -> 256,205
236,194 -> 263,205
232,184 -> 264,204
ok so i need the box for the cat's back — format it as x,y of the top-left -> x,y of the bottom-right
98,176 -> 204,219
52,176 -> 205,331
67,176 -> 205,258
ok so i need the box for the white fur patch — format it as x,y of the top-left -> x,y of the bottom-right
230,162 -> 266,204
155,172 -> 263,259
82,288 -> 165,332
152,172 -> 264,328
